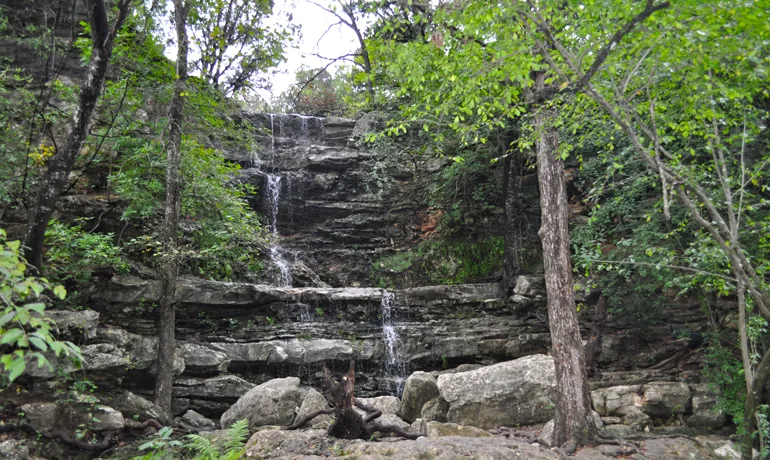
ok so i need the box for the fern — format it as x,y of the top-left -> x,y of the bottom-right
183,418 -> 249,460
222,419 -> 249,458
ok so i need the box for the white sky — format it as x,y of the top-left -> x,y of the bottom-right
258,0 -> 363,102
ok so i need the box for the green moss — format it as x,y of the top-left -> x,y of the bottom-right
371,236 -> 503,288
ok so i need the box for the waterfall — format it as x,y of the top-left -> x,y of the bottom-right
266,174 -> 292,287
381,290 -> 407,396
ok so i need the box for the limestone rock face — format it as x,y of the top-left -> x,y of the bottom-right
437,355 -> 557,429
399,372 -> 439,423
47,310 -> 99,340
180,343 -> 230,375
244,428 -> 562,459
220,377 -> 303,429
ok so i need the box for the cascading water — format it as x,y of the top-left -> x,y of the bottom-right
266,174 -> 292,287
381,290 -> 407,395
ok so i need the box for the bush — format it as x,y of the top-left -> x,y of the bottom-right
44,220 -> 128,283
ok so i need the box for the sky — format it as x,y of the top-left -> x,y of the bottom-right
258,0 -> 363,102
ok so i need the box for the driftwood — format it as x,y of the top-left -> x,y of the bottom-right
285,361 -> 422,440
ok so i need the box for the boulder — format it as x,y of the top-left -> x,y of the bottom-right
538,420 -> 554,447
426,421 -> 491,438
372,413 -> 410,438
21,402 -> 124,433
642,382 -> 691,417
356,396 -> 400,416
245,429 -> 331,459
294,389 -> 333,429
409,418 -> 426,435
421,397 -> 449,423
437,355 -> 557,429
0,439 -> 30,460
180,410 -> 216,432
180,343 -> 230,375
714,442 -> 742,459
592,385 -> 643,416
20,403 -> 59,432
513,275 -> 545,297
101,391 -> 168,425
220,377 -> 303,429
687,384 -> 728,430
623,406 -> 653,431
399,371 -> 439,423
90,406 -> 125,431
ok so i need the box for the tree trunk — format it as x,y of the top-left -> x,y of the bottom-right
502,144 -> 522,295
154,0 -> 189,416
534,95 -> 596,448
23,0 -> 131,269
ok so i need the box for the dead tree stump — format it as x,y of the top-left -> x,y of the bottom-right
286,361 -> 421,440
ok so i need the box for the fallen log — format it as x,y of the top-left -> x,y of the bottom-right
285,360 -> 422,440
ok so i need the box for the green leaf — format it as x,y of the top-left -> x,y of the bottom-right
28,336 -> 47,351
6,355 -> 26,382
53,285 -> 67,300
1,328 -> 24,345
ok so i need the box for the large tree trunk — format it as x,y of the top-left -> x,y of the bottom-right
154,0 -> 189,416
24,0 -> 131,269
534,96 -> 596,449
502,144 -> 522,295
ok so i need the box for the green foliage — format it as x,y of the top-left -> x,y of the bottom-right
118,139 -> 267,281
44,220 -> 128,283
135,426 -> 183,460
0,228 -> 81,383
184,418 -> 249,460
703,330 -> 746,427
273,66 -> 366,117
372,237 -> 503,288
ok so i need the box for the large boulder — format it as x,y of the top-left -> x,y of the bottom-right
437,355 -> 557,429
101,391 -> 169,425
399,372 -> 439,423
220,377 -> 303,429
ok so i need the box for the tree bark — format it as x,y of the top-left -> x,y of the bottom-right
502,139 -> 522,295
23,0 -> 131,269
154,0 -> 189,416
534,90 -> 596,448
